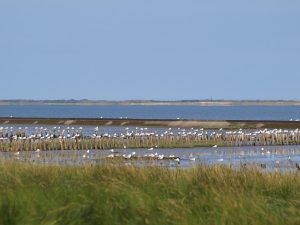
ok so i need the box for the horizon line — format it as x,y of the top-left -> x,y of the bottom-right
1,99 -> 300,102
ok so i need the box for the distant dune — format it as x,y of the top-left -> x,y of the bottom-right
1,117 -> 300,129
1,100 -> 300,106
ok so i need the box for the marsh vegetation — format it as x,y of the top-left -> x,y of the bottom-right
0,163 -> 300,225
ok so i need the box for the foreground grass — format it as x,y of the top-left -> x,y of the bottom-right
0,164 -> 300,225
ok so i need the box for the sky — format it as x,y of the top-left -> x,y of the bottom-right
0,0 -> 300,100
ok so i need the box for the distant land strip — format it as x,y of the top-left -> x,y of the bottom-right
1,100 -> 300,106
1,117 -> 300,129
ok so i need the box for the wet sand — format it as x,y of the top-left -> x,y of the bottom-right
1,117 -> 300,129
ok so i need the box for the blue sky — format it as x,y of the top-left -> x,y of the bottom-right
0,0 -> 299,100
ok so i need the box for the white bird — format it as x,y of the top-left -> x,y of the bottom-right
148,147 -> 154,151
35,149 -> 40,153
110,149 -> 114,152
217,158 -> 224,162
189,153 -> 196,161
14,151 -> 20,156
158,154 -> 164,160
86,149 -> 90,154
107,154 -> 114,158
212,145 -> 218,148
124,154 -> 132,159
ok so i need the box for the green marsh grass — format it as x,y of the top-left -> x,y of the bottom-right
0,163 -> 300,224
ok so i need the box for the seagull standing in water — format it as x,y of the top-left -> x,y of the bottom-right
189,153 -> 196,161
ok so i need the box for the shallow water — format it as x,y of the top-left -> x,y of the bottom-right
2,105 -> 300,120
4,145 -> 300,172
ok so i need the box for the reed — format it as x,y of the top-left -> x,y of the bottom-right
0,163 -> 299,224
1,126 -> 300,151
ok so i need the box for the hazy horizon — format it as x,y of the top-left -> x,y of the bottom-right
1,99 -> 300,102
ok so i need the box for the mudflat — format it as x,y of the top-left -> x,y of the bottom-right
1,117 -> 300,129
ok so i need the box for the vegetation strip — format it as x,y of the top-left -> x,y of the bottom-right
0,163 -> 299,225
2,126 -> 300,151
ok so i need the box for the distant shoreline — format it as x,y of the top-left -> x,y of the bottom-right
1,100 -> 300,106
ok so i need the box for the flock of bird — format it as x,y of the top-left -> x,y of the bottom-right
1,126 -> 300,147
105,147 -> 188,162
1,125 -> 300,170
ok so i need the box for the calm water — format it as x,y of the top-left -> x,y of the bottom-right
4,146 -> 300,171
1,105 -> 300,120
